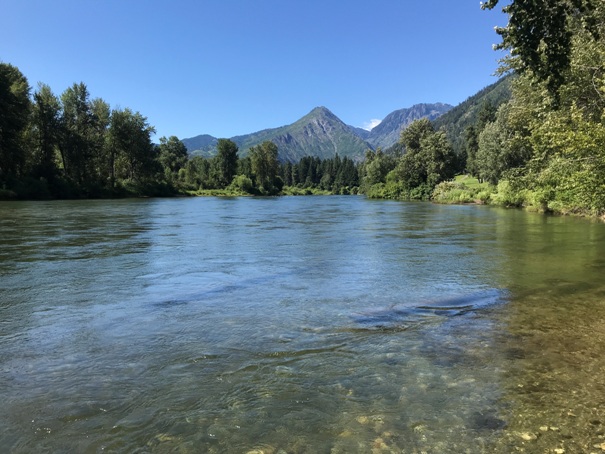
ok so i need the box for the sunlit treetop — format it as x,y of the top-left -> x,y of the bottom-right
481,0 -> 600,101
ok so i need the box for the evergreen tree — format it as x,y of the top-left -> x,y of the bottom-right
0,63 -> 31,183
30,83 -> 61,180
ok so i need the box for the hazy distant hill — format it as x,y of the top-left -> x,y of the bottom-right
432,76 -> 513,155
365,103 -> 453,150
182,103 -> 453,162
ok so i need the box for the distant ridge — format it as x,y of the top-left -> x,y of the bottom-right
182,103 -> 453,162
181,134 -> 217,154
432,76 -> 513,155
365,103 -> 452,150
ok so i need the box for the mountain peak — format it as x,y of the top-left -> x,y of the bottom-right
310,105 -> 330,113
306,106 -> 338,119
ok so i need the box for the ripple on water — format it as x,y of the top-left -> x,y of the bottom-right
2,197 -> 605,452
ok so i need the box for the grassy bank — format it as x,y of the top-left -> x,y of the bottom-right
431,175 -> 492,205
188,186 -> 344,197
432,175 -> 605,220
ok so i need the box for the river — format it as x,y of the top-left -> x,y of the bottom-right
1,196 -> 605,453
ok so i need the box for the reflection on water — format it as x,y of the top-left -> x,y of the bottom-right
1,197 -> 605,452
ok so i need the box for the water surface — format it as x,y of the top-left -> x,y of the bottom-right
1,196 -> 605,453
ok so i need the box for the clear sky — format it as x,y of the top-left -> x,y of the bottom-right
1,0 -> 508,140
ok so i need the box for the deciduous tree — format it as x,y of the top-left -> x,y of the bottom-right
482,0 -> 599,99
250,141 -> 279,191
214,138 -> 238,188
158,136 -> 188,186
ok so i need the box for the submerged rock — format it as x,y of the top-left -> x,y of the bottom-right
519,431 -> 538,441
356,415 -> 369,425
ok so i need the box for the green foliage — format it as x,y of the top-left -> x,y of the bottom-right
214,138 -> 239,188
482,0 -> 599,99
432,176 -> 493,204
173,142 -> 360,196
0,63 -> 31,182
476,118 -> 507,185
393,119 -> 456,189
59,83 -> 96,185
158,136 -> 188,187
461,2 -> 605,217
364,120 -> 456,201
10,176 -> 53,200
433,75 -> 513,162
281,186 -> 315,196
432,182 -> 480,204
30,83 -> 62,180
527,106 -> 605,215
491,180 -> 526,207
359,148 -> 396,190
364,181 -> 430,201
280,154 -> 360,194
249,141 -> 279,193
181,156 -> 211,189
0,187 -> 18,200
107,107 -> 157,188
227,175 -> 255,194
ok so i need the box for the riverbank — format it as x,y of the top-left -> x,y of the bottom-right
189,186 -> 341,197
5,174 -> 604,223
431,175 -> 605,221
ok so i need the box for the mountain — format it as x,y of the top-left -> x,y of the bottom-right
432,75 -> 513,155
180,134 -> 218,158
235,107 -> 374,162
365,103 -> 453,150
182,103 -> 453,162
184,107 -> 373,162
182,133 -> 217,150
347,125 -> 371,140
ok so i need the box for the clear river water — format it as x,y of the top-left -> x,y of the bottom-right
1,196 -> 605,453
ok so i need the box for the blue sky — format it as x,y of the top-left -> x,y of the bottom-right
1,0 -> 508,140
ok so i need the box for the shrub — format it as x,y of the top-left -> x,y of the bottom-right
491,180 -> 525,207
476,190 -> 492,204
228,175 -> 255,194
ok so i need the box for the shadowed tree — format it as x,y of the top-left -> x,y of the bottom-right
0,63 -> 31,182
107,108 -> 156,185
59,82 -> 96,184
30,83 -> 61,180
214,138 -> 239,188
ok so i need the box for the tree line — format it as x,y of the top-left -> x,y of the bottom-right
0,67 -> 172,198
0,65 -> 362,199
177,142 -> 361,196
